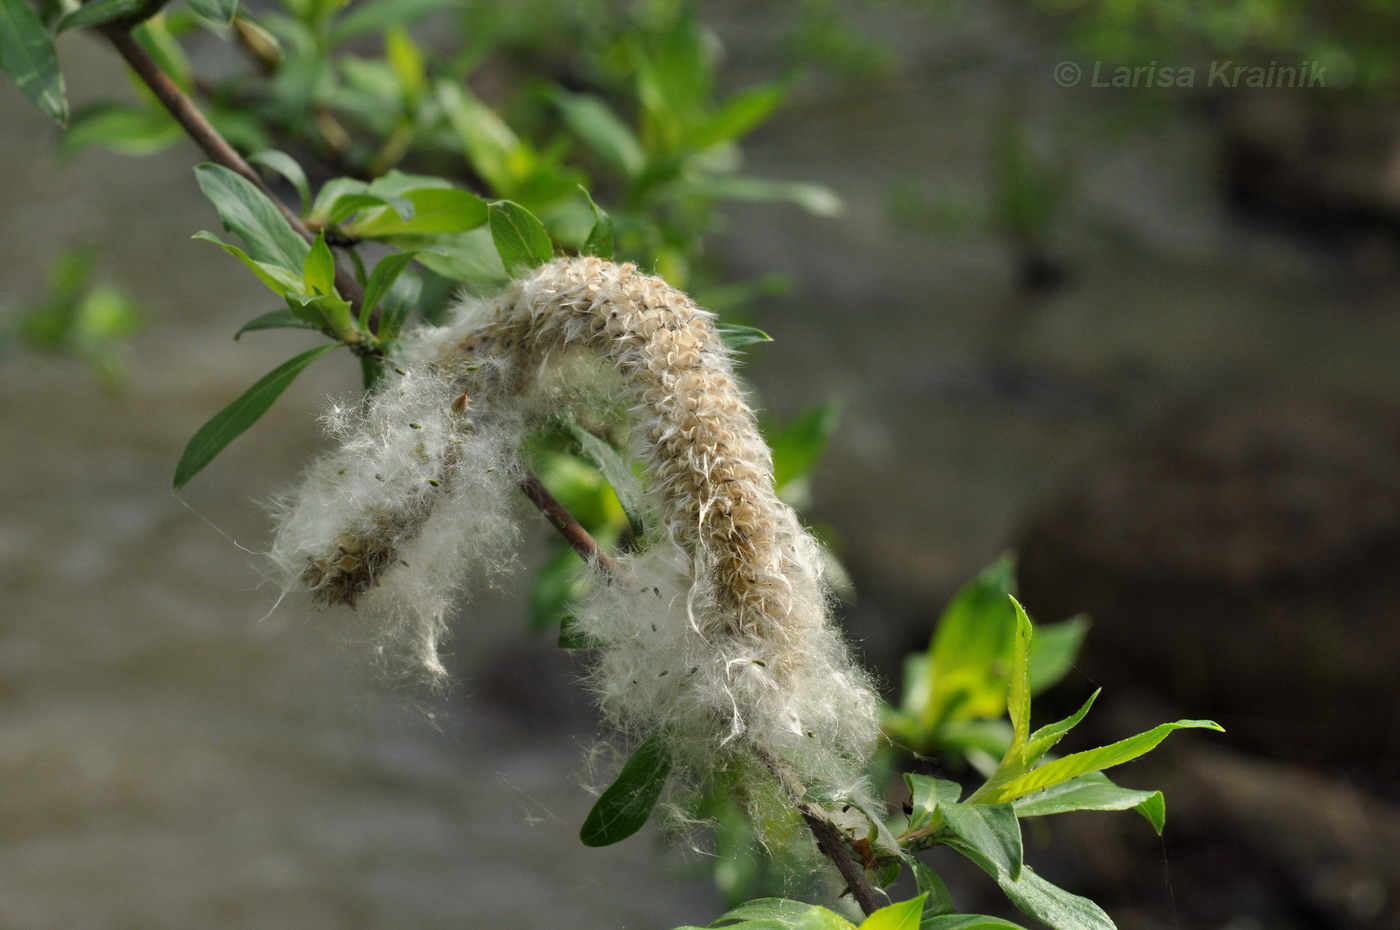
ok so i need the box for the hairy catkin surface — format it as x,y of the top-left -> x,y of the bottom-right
271,257 -> 879,809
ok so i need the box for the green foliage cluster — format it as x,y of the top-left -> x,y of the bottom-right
1,2 -> 1221,927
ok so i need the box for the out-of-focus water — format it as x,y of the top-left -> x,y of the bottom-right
3,7 -> 1399,929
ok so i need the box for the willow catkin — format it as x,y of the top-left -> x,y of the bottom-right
271,257 -> 879,809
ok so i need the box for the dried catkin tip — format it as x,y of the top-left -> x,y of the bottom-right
270,257 -> 879,816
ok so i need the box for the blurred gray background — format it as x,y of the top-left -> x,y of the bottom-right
3,3 -> 1399,928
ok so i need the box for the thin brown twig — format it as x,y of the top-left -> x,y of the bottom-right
98,20 -> 876,910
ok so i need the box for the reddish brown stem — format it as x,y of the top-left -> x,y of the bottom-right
519,471 -> 620,575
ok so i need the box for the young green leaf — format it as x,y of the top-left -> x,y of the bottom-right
579,731 -> 672,847
920,554 -> 1017,728
0,0 -> 68,125
909,859 -> 957,916
904,774 -> 960,833
690,81 -> 788,151
194,163 -> 309,273
663,176 -> 843,218
1028,615 -> 1088,694
977,719 -> 1223,805
488,200 -> 553,276
718,323 -> 773,351
247,150 -> 312,217
798,910 -> 859,930
937,801 -> 1023,881
374,271 -> 422,342
859,895 -> 925,930
192,230 -> 303,296
552,89 -> 646,177
234,309 -> 318,340
411,228 -> 508,290
768,400 -> 841,497
360,251 -> 418,328
529,544 -> 583,634
303,232 -> 337,296
1004,597 -> 1034,757
173,343 -> 342,490
62,103 -> 182,157
1012,772 -> 1166,834
563,422 -> 645,538
54,0 -> 141,33
186,0 -> 238,26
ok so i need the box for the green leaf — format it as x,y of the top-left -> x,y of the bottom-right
663,176 -> 843,217
920,555 -> 1017,728
248,150 -> 311,217
234,309 -> 317,340
557,615 -> 601,650
1028,615 -> 1088,694
948,847 -> 1116,930
412,228 -> 508,290
384,25 -> 425,98
579,731 -> 672,847
978,720 -> 1223,804
375,271 -> 421,342
718,323 -> 773,351
529,543 -> 583,634
173,343 -> 341,489
580,187 -> 615,260
690,81 -> 788,150
1024,690 -> 1100,768
55,0 -> 141,33
938,801 -> 1023,880
328,0 -> 452,43
438,80 -> 523,194
194,163 -> 309,273
1005,598 -> 1033,757
488,200 -> 553,276
552,89 -> 645,177
192,230 -> 303,296
286,291 -> 354,340
860,896 -> 925,930
563,422 -> 645,538
360,251 -> 418,328
325,193 -> 414,226
303,232 -> 336,296
797,910 -> 859,930
0,0 -> 67,125
61,103 -> 182,157
768,400 -> 841,496
1012,772 -> 1166,834
345,188 -> 487,238
186,0 -> 237,26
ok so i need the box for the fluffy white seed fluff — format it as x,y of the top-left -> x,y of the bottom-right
271,257 -> 880,811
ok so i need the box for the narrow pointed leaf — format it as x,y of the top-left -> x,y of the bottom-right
248,150 -> 311,216
55,0 -> 141,32
1024,690 -> 1100,767
186,0 -> 237,24
1028,615 -> 1088,693
905,774 -> 959,833
552,89 -> 645,177
718,323 -> 773,351
195,163 -> 309,273
1012,772 -> 1166,833
488,200 -> 553,275
1006,597 -> 1034,756
690,81 -> 788,150
173,343 -> 342,489
234,309 -> 318,340
909,859 -> 957,916
564,422 -> 644,537
346,188 -> 486,237
579,731 -> 671,847
979,720 -> 1223,804
0,0 -> 67,125
580,187 -> 615,260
